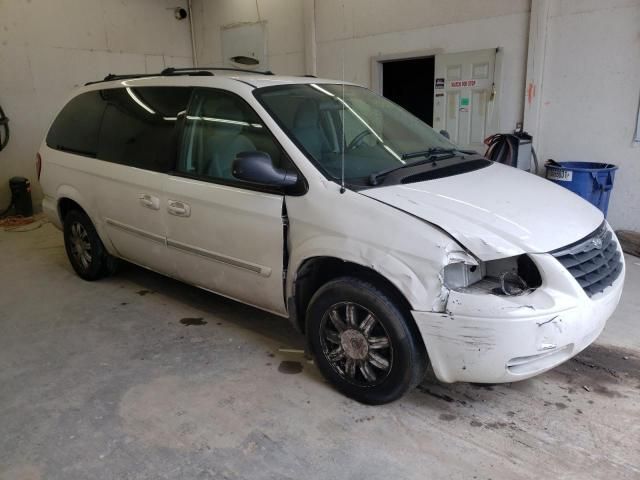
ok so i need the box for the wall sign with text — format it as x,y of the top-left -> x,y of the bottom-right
449,80 -> 477,88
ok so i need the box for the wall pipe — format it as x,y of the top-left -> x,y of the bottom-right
187,0 -> 198,67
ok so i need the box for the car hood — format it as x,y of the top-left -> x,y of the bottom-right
360,162 -> 604,261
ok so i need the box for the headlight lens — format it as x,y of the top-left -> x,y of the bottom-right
443,254 -> 542,295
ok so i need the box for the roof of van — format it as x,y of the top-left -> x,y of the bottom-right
219,74 -> 349,88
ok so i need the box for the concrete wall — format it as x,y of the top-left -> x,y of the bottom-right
190,0 -> 306,74
535,0 -> 640,231
0,0 -> 193,208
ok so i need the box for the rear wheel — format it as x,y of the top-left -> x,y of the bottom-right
63,210 -> 118,280
307,277 -> 427,404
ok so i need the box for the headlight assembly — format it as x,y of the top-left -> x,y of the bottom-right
443,253 -> 542,296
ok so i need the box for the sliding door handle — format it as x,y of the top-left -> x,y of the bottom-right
138,193 -> 160,210
168,200 -> 191,217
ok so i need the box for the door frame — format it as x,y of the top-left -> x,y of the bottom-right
371,47 -> 504,134
370,48 -> 444,95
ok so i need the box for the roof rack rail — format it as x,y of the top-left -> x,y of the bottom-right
84,69 -> 215,86
161,67 -> 275,76
85,73 -> 153,86
84,66 -> 273,86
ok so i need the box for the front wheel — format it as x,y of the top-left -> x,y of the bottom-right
307,277 -> 427,404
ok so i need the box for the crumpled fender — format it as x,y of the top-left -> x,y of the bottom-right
287,235 -> 439,311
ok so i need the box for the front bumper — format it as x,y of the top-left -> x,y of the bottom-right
412,252 -> 625,383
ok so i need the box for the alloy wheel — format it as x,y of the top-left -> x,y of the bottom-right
69,221 -> 92,271
320,302 -> 393,386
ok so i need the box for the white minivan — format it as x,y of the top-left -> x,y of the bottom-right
39,68 -> 625,404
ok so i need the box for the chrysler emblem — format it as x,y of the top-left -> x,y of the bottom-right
591,236 -> 604,249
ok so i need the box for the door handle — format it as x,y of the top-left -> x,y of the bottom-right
168,200 -> 191,217
138,193 -> 160,210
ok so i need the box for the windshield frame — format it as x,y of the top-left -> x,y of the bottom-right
253,83 -> 477,189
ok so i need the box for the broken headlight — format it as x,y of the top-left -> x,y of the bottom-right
443,253 -> 542,296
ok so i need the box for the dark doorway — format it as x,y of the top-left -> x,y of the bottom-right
382,57 -> 435,126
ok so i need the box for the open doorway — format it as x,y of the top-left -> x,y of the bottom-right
382,57 -> 435,126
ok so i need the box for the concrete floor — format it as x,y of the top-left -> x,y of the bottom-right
1,220 -> 639,480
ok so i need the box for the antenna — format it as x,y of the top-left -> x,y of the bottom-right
339,0 -> 346,194
340,69 -> 346,193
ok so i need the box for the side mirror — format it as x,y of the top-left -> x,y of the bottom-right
439,129 -> 450,139
232,151 -> 299,189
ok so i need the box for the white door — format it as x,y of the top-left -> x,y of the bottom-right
95,164 -> 169,273
433,49 -> 497,152
163,88 -> 288,316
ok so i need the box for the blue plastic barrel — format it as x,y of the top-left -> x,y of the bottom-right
545,161 -> 618,217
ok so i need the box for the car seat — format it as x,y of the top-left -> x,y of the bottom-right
204,98 -> 256,179
292,99 -> 330,160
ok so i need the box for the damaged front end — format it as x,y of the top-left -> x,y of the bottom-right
357,162 -> 625,385
414,238 -> 624,384
431,249 -> 543,313
442,252 -> 542,298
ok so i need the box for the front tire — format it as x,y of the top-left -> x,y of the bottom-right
63,210 -> 118,280
307,277 -> 427,405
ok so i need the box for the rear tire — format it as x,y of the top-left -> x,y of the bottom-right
63,209 -> 118,280
307,276 -> 427,405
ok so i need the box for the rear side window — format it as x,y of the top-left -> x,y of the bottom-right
46,91 -> 106,157
98,87 -> 192,172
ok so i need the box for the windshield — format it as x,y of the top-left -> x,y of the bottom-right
255,84 -> 459,184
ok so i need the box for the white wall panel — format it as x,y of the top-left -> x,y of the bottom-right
537,1 -> 640,231
0,0 -> 193,207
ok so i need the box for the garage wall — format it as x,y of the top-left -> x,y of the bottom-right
190,0 -> 306,74
0,0 -> 193,209
314,0 -> 530,133
535,0 -> 640,231
192,0 -> 530,133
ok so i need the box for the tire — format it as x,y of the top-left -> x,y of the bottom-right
63,209 -> 118,281
307,276 -> 427,405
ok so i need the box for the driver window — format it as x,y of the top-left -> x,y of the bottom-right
178,88 -> 286,182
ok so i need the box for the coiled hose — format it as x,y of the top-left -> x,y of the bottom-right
484,133 -> 538,173
1,105 -> 12,215
0,104 -> 9,152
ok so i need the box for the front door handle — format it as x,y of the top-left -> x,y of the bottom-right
168,200 -> 191,217
138,193 -> 160,210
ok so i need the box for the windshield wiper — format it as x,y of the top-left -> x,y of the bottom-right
368,148 -> 464,186
401,147 -> 458,160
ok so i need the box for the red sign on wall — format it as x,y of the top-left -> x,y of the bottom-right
449,80 -> 477,88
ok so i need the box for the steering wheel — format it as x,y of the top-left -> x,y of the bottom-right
346,129 -> 372,151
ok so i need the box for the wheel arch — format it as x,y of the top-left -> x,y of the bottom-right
55,185 -> 94,222
56,187 -> 115,255
288,256 -> 418,334
58,197 -> 87,222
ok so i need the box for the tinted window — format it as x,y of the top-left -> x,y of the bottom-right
46,91 -> 106,157
178,88 -> 290,182
98,87 -> 192,172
